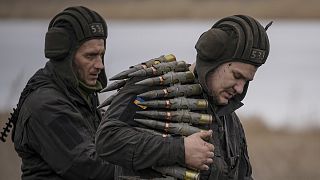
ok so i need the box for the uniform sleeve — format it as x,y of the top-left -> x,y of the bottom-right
95,78 -> 185,171
25,88 -> 114,180
238,143 -> 254,180
239,129 -> 253,180
233,113 -> 253,180
96,118 -> 185,170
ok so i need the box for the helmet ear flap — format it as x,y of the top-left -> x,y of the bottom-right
44,27 -> 71,60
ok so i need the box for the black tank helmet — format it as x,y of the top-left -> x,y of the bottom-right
44,6 -> 108,87
195,15 -> 270,100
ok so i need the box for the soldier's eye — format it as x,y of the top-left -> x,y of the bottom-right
234,72 -> 241,79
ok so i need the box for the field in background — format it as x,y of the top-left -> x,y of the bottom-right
1,0 -> 320,20
1,112 -> 320,180
244,117 -> 320,180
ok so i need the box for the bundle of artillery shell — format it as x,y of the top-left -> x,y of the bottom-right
99,54 -> 213,180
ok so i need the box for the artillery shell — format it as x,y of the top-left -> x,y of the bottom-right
138,84 -> 202,99
136,97 -> 208,110
100,79 -> 127,93
135,71 -> 195,86
153,166 -> 200,180
136,110 -> 213,125
134,118 -> 203,136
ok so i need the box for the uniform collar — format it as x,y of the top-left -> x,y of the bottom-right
216,99 -> 243,116
207,94 -> 244,116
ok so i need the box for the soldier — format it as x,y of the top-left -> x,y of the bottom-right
8,6 -> 115,179
96,15 -> 271,179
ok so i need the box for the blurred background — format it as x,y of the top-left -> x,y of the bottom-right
0,0 -> 320,179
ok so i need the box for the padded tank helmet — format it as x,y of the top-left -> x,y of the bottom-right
44,6 -> 108,87
195,15 -> 270,96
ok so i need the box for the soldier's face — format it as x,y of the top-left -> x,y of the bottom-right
206,62 -> 257,105
73,39 -> 105,86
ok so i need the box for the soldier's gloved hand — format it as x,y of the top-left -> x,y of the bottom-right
184,130 -> 215,171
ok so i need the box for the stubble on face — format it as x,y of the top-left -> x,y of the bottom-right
73,39 -> 105,86
206,64 -> 230,105
206,62 -> 257,105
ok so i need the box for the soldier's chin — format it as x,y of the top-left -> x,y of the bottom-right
86,80 -> 97,87
211,95 -> 227,105
217,97 -> 229,105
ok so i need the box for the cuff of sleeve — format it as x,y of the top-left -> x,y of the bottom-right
168,137 -> 185,166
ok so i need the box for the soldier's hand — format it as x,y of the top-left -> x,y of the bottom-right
184,130 -> 215,171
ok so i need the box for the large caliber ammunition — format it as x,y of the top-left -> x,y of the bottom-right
135,71 -> 195,86
100,79 -> 127,93
136,97 -> 208,110
110,54 -> 176,80
134,127 -> 171,137
138,84 -> 202,99
97,92 -> 118,109
128,61 -> 190,77
136,110 -> 213,125
134,119 -> 203,136
153,166 -> 200,180
109,66 -> 144,81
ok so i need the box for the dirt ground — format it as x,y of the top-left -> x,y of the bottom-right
243,117 -> 320,180
1,111 -> 320,180
0,112 -> 21,180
